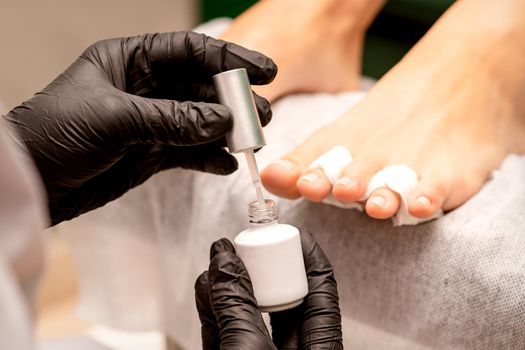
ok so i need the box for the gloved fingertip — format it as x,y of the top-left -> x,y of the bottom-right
206,153 -> 238,175
195,271 -> 210,293
300,230 -> 337,284
299,229 -> 334,275
210,238 -> 235,259
216,164 -> 238,175
210,35 -> 277,85
299,229 -> 316,252
253,93 -> 272,127
195,271 -> 213,315
268,60 -> 278,82
256,58 -> 278,85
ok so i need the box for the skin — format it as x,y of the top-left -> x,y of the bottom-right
221,0 -> 384,101
226,0 -> 525,221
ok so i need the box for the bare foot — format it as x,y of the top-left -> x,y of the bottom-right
221,0 -> 384,101
261,0 -> 525,220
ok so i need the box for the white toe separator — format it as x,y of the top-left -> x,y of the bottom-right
309,146 -> 361,210
309,146 -> 443,226
366,165 -> 443,226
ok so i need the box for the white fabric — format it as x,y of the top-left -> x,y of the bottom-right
309,145 -> 354,184
309,145 -> 362,210
0,119 -> 48,349
310,146 -> 443,225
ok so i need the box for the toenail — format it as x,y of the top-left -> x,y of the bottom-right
416,195 -> 431,207
299,173 -> 319,184
369,195 -> 386,208
271,159 -> 296,171
335,176 -> 356,188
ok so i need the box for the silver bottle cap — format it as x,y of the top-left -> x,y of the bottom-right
213,68 -> 266,153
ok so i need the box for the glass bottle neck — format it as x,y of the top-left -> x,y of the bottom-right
248,199 -> 279,225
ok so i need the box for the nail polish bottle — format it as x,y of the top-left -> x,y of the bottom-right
234,199 -> 308,312
213,68 -> 308,312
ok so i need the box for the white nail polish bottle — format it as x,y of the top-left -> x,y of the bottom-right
213,68 -> 308,312
234,199 -> 308,312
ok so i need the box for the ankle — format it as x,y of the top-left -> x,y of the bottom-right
317,0 -> 385,34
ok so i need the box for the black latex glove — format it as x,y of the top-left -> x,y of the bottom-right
195,230 -> 343,349
4,31 -> 276,225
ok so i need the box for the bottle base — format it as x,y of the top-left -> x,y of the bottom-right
258,298 -> 304,313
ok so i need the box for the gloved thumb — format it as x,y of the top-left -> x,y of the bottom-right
207,239 -> 276,349
195,271 -> 221,350
124,94 -> 233,146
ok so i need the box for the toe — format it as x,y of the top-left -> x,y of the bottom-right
442,174 -> 485,212
261,159 -> 303,199
296,168 -> 332,202
332,162 -> 376,202
365,188 -> 401,219
332,176 -> 361,202
408,177 -> 449,218
261,131 -> 332,200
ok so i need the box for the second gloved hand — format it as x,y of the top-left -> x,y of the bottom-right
4,31 -> 276,225
195,230 -> 343,349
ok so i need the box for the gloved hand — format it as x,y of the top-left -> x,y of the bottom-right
4,31 -> 276,225
195,230 -> 343,349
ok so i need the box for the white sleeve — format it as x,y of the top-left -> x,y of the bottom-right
0,258 -> 35,349
0,118 -> 49,349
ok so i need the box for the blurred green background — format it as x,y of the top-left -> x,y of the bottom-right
201,0 -> 454,79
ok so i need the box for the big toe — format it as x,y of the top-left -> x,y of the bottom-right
261,159 -> 303,199
262,133 -> 331,199
407,178 -> 448,218
407,167 -> 486,218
